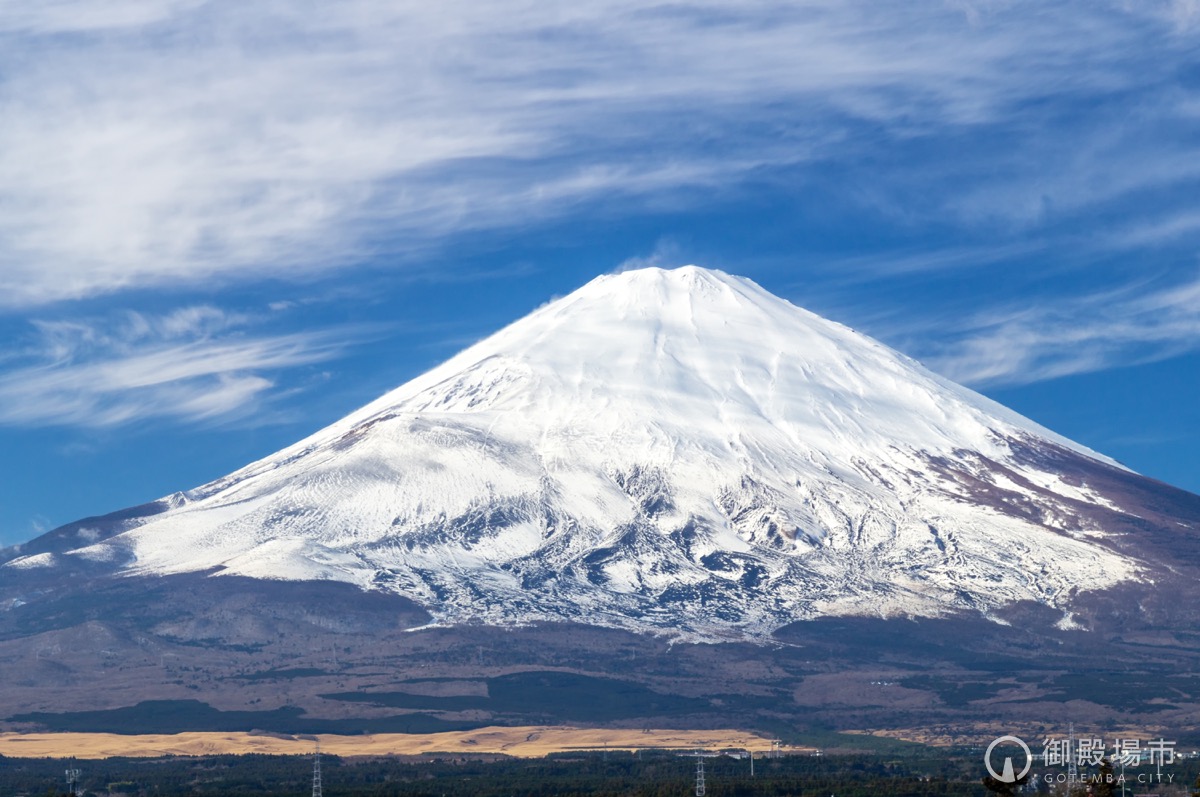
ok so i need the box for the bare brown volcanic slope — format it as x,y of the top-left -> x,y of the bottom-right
2,266 -> 1200,737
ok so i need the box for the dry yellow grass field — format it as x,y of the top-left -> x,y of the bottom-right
0,726 -> 786,759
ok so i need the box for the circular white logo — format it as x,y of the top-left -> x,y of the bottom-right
985,735 -> 1033,783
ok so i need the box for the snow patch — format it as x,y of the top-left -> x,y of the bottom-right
3,552 -> 57,569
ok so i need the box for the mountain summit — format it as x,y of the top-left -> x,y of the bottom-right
1,267 -> 1171,638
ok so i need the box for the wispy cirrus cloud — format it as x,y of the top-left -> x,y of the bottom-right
0,307 -> 349,426
0,1 -> 1196,306
923,273 -> 1200,387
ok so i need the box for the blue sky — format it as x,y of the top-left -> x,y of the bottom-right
1,0 -> 1199,547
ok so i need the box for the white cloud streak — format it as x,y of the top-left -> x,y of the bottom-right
0,1 -> 1194,305
0,307 -> 347,426
924,274 -> 1200,387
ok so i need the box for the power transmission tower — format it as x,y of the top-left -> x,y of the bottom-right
312,740 -> 323,797
65,768 -> 81,797
695,753 -> 706,797
1067,724 -> 1078,787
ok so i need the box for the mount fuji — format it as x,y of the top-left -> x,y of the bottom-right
3,266 -> 1189,639
4,266 -> 1200,736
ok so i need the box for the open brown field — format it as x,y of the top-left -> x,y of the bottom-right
0,726 -> 787,759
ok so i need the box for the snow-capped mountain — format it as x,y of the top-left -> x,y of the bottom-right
2,266 -> 1168,639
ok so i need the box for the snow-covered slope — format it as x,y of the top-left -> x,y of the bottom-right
4,266 -> 1147,639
